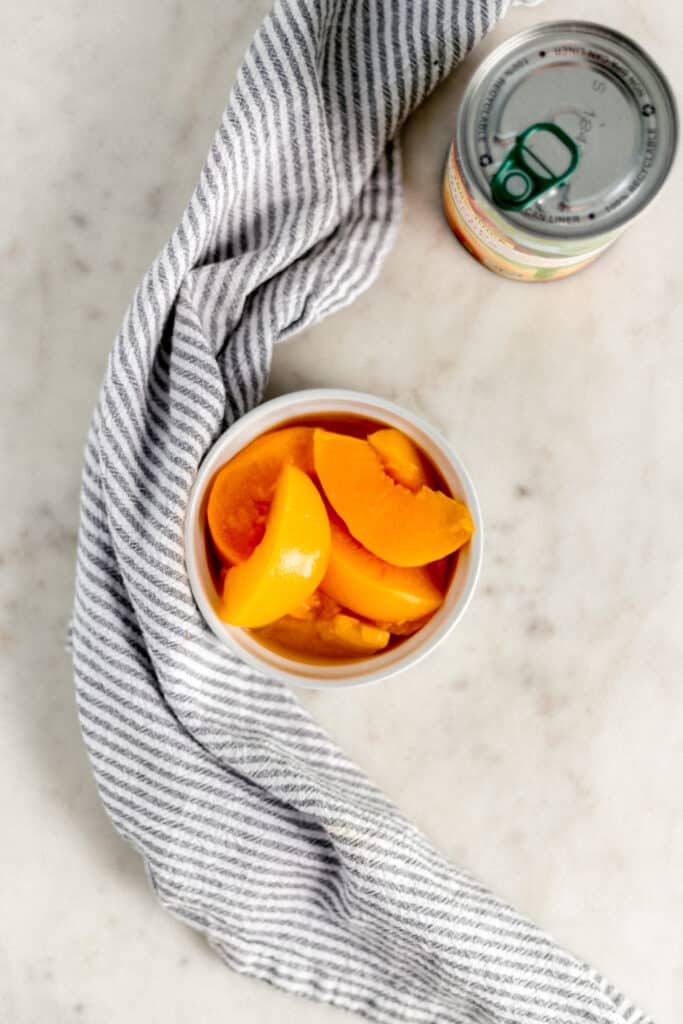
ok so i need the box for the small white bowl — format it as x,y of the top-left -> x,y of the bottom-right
184,389 -> 483,688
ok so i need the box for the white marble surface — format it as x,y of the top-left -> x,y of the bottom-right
1,0 -> 682,1021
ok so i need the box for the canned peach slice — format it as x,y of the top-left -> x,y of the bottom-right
220,465 -> 330,628
321,515 -> 443,623
257,612 -> 390,658
206,426 -> 314,564
367,428 -> 428,491
313,429 -> 474,567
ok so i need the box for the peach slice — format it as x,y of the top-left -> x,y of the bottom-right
220,464 -> 330,628
287,591 -> 341,621
257,612 -> 390,658
206,426 -> 314,564
313,429 -> 474,567
367,428 -> 428,491
321,515 -> 443,622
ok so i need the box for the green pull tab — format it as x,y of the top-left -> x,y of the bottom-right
490,122 -> 579,211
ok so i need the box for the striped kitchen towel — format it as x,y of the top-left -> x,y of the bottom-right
71,2 -> 651,1022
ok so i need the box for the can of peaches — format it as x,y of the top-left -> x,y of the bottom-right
442,22 -> 678,281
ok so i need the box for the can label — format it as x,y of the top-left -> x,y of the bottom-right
442,145 -> 613,282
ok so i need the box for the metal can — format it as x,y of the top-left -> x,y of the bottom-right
442,22 -> 678,282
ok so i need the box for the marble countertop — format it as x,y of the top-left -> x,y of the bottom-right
2,0 -> 682,1021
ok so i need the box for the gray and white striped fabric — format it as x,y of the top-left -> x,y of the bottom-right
71,2 -> 650,1022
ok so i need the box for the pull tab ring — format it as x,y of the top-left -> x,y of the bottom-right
490,122 -> 579,211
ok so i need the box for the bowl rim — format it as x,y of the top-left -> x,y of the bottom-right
184,388 -> 484,688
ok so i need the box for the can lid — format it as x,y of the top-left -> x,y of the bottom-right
458,22 -> 678,239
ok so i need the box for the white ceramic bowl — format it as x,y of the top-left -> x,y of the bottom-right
184,389 -> 483,688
